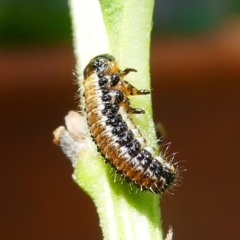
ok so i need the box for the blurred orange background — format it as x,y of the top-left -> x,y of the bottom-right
1,1 -> 240,239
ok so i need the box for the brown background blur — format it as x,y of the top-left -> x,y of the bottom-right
1,2 -> 240,240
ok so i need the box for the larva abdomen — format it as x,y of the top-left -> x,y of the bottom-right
83,54 -> 177,193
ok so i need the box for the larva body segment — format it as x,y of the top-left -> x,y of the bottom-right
83,54 -> 177,193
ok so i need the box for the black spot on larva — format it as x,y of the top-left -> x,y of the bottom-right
106,114 -> 123,127
153,161 -> 163,177
101,94 -> 111,102
98,73 -> 104,78
116,130 -> 134,145
161,172 -> 175,192
115,90 -> 124,104
106,113 -> 115,119
109,104 -> 119,113
142,149 -> 152,161
99,77 -> 108,87
108,113 -> 122,121
143,172 -> 150,179
129,157 -> 138,167
136,151 -> 145,160
104,103 -> 112,110
118,121 -> 128,132
162,170 -> 175,186
127,139 -> 141,156
101,109 -> 107,115
115,114 -> 122,121
110,73 -> 120,86
140,155 -> 152,168
149,160 -> 159,172
101,104 -> 119,115
140,158 -> 151,168
112,121 -> 128,135
102,89 -> 109,95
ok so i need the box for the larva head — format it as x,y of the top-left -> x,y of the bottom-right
84,54 -> 118,78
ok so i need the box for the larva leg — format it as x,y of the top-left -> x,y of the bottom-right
121,98 -> 145,114
127,107 -> 145,114
121,68 -> 137,76
119,80 -> 150,96
119,68 -> 151,96
131,86 -> 150,96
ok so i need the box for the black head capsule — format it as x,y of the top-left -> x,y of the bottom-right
84,54 -> 115,78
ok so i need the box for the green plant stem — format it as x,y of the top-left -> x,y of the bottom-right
68,0 -> 164,239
